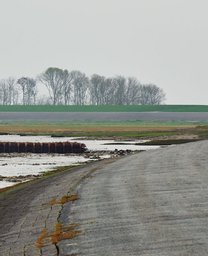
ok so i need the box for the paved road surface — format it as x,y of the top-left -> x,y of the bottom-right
59,141 -> 208,256
0,159 -> 115,256
1,111 -> 208,121
1,141 -> 208,255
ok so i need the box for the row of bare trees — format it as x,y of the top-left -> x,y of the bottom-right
0,77 -> 37,105
0,67 -> 166,105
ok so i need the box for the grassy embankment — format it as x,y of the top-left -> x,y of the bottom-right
0,105 -> 208,112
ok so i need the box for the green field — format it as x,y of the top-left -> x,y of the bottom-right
0,105 -> 208,112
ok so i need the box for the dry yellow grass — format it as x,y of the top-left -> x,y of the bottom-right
51,223 -> 81,245
35,228 -> 48,249
35,223 -> 81,248
48,194 -> 79,206
1,122 -> 207,140
0,122 -> 195,133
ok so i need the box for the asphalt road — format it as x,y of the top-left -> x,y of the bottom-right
59,141 -> 208,256
0,159 -> 115,256
1,141 -> 208,255
1,111 -> 208,121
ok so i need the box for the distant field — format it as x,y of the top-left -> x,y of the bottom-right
0,120 -> 208,140
0,105 -> 208,112
0,105 -> 208,140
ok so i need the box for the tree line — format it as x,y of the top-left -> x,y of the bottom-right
0,67 -> 166,105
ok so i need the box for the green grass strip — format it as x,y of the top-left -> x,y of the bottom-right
0,105 -> 208,112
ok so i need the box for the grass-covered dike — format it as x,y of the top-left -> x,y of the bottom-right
0,105 -> 208,112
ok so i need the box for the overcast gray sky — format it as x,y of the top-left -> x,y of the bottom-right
0,0 -> 207,104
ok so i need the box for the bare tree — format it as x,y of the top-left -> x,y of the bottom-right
124,77 -> 142,105
104,78 -> 116,104
6,67 -> 166,106
0,80 -> 9,105
89,75 -> 120,105
0,78 -> 19,105
71,71 -> 89,105
7,77 -> 19,105
90,74 -> 106,105
89,76 -> 165,105
39,67 -> 65,105
140,84 -> 166,105
111,76 -> 126,105
17,77 -> 37,105
62,70 -> 73,105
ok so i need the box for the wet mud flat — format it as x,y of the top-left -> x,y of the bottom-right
0,135 -> 159,189
0,149 -> 130,189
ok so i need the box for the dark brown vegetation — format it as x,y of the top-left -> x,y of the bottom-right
0,141 -> 86,154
